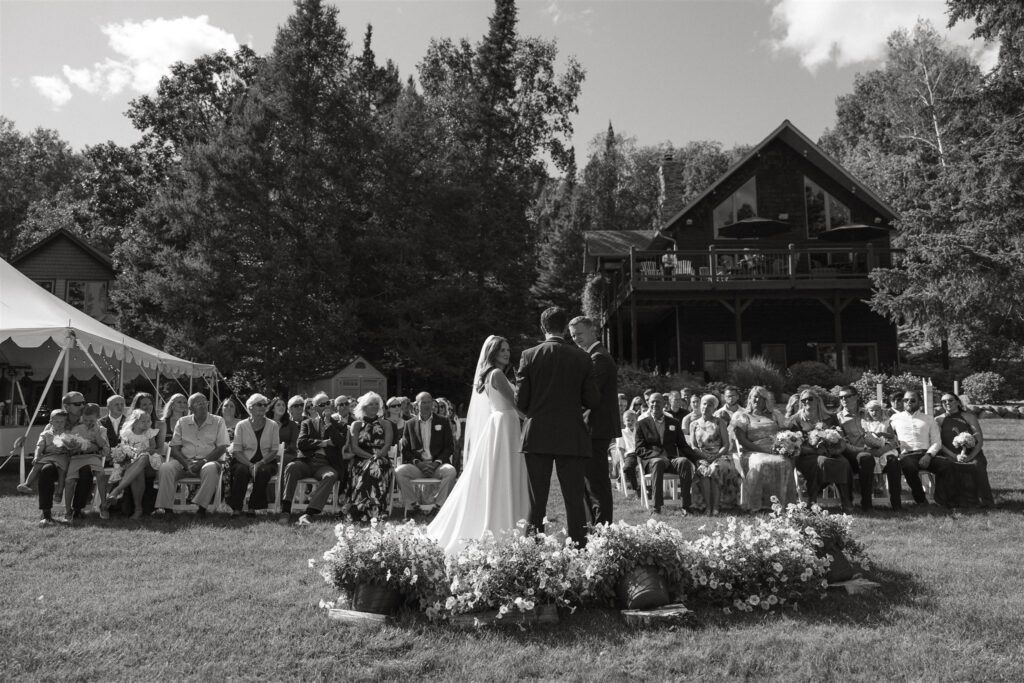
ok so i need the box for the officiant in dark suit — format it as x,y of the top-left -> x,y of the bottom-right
517,307 -> 600,547
396,392 -> 457,517
634,392 -> 699,514
569,315 -> 618,525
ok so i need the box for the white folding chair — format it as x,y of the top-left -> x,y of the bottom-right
636,460 -> 680,510
164,447 -> 224,513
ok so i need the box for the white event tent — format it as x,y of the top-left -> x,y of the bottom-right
1,257 -> 219,478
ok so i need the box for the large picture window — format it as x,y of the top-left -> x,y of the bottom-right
804,177 -> 851,237
703,342 -> 751,380
66,280 -> 113,324
712,177 -> 757,238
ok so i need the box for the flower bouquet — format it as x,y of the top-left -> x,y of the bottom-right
443,523 -> 584,624
683,515 -> 831,613
952,432 -> 977,463
772,430 -> 804,458
311,519 -> 448,617
52,433 -> 93,455
109,443 -> 143,482
807,423 -> 845,456
581,520 -> 687,609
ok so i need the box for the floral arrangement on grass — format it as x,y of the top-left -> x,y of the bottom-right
443,524 -> 584,619
683,516 -> 831,613
311,519 -> 448,614
952,433 -> 977,462
53,433 -> 93,455
580,520 -> 688,605
772,430 -> 804,458
770,498 -> 869,569
807,423 -> 845,455
109,443 -> 143,481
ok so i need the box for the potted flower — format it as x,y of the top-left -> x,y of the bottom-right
581,520 -> 687,610
770,498 -> 870,582
443,524 -> 583,626
684,515 -> 831,613
311,519 -> 448,617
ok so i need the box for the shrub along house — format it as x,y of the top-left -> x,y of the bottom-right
583,120 -> 900,379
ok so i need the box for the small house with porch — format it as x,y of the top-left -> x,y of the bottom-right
296,356 -> 388,400
584,120 -> 900,379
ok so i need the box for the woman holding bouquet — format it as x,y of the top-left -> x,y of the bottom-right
689,394 -> 735,515
937,394 -> 993,508
733,386 -> 796,511
787,390 -> 852,510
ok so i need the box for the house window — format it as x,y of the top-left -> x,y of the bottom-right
66,280 -> 112,322
804,177 -> 851,238
712,177 -> 757,238
34,280 -> 55,294
703,342 -> 751,380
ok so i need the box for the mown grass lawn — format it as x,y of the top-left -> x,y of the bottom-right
1,422 -> 1022,682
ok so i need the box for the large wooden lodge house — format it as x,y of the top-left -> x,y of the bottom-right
583,120 -> 900,379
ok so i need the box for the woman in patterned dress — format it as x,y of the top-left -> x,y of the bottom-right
346,392 -> 395,521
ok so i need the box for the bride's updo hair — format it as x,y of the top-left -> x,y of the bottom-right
475,335 -> 512,393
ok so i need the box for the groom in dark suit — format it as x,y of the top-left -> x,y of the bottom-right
569,315 -> 619,525
517,307 -> 600,547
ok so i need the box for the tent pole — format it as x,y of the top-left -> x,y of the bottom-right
80,345 -> 116,393
189,364 -> 194,395
62,342 -> 70,396
119,342 -> 125,395
155,363 -> 162,414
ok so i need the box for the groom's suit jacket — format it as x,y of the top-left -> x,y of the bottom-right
517,337 -> 600,457
584,342 -> 620,442
400,415 -> 454,465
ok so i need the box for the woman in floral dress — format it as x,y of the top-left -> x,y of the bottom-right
689,394 -> 736,516
733,386 -> 795,511
346,392 -> 395,521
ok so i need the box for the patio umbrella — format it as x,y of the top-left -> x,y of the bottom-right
817,223 -> 892,242
717,217 -> 791,239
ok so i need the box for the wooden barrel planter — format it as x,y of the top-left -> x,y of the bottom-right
450,604 -> 560,628
350,584 -> 402,615
616,565 -> 670,610
819,539 -> 855,583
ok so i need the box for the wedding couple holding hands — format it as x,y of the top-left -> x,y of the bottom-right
427,307 -> 618,555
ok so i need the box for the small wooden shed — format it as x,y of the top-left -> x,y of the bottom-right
299,356 -> 387,400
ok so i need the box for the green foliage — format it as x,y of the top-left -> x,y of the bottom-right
962,371 -> 1007,403
579,125 -> 662,232
580,274 -> 606,322
616,366 -> 699,400
851,370 -> 925,405
531,174 -> 586,312
581,520 -> 689,605
785,361 -> 842,392
727,356 -> 784,397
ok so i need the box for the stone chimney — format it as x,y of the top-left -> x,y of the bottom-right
658,150 -> 687,229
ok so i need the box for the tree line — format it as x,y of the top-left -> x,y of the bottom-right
2,0 -> 1022,400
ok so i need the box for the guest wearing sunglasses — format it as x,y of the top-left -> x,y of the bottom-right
892,390 -> 956,508
226,394 -> 281,516
280,392 -> 345,525
787,390 -> 851,508
937,393 -> 993,508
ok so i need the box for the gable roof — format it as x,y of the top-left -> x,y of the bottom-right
583,230 -> 669,272
661,120 -> 898,234
11,228 -> 114,271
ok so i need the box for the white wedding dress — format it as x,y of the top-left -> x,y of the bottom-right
427,368 -> 530,556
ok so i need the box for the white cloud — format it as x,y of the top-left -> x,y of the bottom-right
768,0 -> 999,72
31,15 -> 238,108
30,76 -> 72,108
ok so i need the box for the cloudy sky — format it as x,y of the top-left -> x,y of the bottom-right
0,0 -> 996,162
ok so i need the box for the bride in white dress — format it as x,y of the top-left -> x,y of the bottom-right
427,335 -> 530,555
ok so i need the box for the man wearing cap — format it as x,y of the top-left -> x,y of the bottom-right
153,393 -> 230,515
35,392 -> 97,524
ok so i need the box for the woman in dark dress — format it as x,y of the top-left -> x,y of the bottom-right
787,390 -> 852,509
937,393 -> 993,508
346,392 -> 395,522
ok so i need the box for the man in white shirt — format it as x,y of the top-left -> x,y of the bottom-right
154,393 -> 230,515
396,392 -> 456,518
891,390 -> 956,507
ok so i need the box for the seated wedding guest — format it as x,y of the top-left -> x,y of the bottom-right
619,409 -> 641,492
50,392 -> 100,522
153,393 -> 229,516
618,394 -> 629,427
245,396 -> 297,514
65,402 -> 111,519
279,392 -> 344,525
105,408 -> 161,518
219,396 -> 243,442
433,398 -> 462,470
633,392 -> 698,514
333,395 -> 352,427
734,386 -> 795,511
680,393 -> 702,436
129,392 -> 165,451
887,391 -> 905,418
892,390 -> 957,508
347,392 -> 395,522
784,394 -> 801,419
836,387 -> 902,512
116,391 -> 161,516
664,391 -> 685,421
385,396 -> 407,440
303,397 -> 314,420
161,393 -> 189,445
690,394 -> 737,516
714,385 -> 745,425
396,392 -> 457,518
225,394 -> 282,516
788,390 -> 852,509
99,395 -> 126,448
629,396 -> 646,418
937,393 -> 993,508
23,410 -> 69,513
